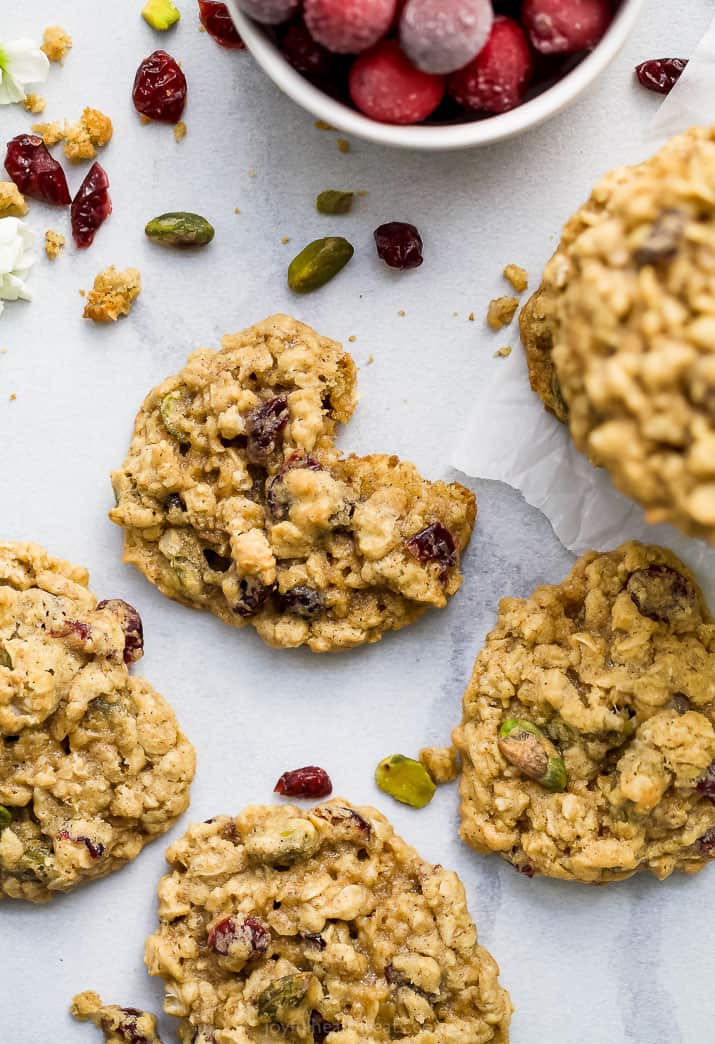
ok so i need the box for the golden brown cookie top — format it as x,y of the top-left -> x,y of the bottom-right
454,542 -> 715,884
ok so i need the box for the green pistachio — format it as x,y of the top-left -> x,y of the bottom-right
375,755 -> 436,809
145,212 -> 215,248
316,190 -> 354,215
288,237 -> 354,293
498,719 -> 567,792
160,390 -> 191,443
257,973 -> 314,1022
0,805 -> 13,831
0,645 -> 12,669
141,0 -> 181,31
246,819 -> 320,866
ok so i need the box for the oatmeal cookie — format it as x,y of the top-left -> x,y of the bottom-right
71,992 -> 163,1043
0,542 -> 195,902
454,542 -> 715,884
521,126 -> 715,542
110,315 -> 476,652
145,800 -> 512,1043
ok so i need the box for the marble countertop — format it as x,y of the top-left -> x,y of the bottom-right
2,2 -> 713,1041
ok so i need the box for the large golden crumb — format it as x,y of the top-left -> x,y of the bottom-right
503,263 -> 529,293
0,182 -> 28,218
22,94 -> 46,115
32,121 -> 66,147
44,230 -> 65,261
173,121 -> 187,143
419,745 -> 461,784
41,26 -> 73,63
83,267 -> 141,323
64,108 -> 113,162
487,296 -> 519,330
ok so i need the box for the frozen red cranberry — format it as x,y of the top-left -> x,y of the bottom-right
400,0 -> 494,75
199,1 -> 246,46
406,522 -> 456,571
97,599 -> 144,664
350,40 -> 445,124
275,766 -> 333,799
448,16 -> 533,113
208,914 -> 271,959
304,0 -> 397,54
374,222 -> 423,269
522,0 -> 612,55
236,0 -> 300,24
4,134 -> 71,206
132,50 -> 188,122
71,162 -> 112,249
635,58 -> 687,95
246,395 -> 290,464
278,20 -> 341,83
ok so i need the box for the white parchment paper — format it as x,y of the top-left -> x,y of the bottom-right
453,15 -> 715,602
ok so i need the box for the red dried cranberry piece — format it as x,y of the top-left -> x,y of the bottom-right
132,50 -> 188,123
50,619 -> 92,642
208,914 -> 271,958
110,1011 -> 150,1044
312,804 -> 371,838
279,585 -> 325,619
278,20 -> 340,84
697,827 -> 715,858
635,58 -> 687,95
275,765 -> 333,799
406,522 -> 456,571
199,2 -> 246,48
246,395 -> 290,464
97,599 -> 144,663
374,222 -> 423,269
4,134 -> 71,206
56,830 -> 105,859
71,162 -> 112,249
696,762 -> 715,800
310,1010 -> 342,1044
234,577 -> 272,617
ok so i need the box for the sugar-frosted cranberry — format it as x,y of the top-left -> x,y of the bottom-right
448,16 -> 533,113
522,0 -> 612,55
246,395 -> 290,464
236,0 -> 300,24
350,40 -> 445,124
275,766 -> 333,798
406,522 -> 456,571
133,50 -> 187,122
278,20 -> 341,83
208,914 -> 270,959
635,58 -> 687,95
4,134 -> 71,206
400,0 -> 494,75
304,0 -> 397,54
374,221 -> 424,269
97,599 -> 144,664
280,585 -> 325,618
71,162 -> 112,249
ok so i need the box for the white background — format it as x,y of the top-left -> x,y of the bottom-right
2,2 -> 714,1042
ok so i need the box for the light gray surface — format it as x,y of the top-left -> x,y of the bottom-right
1,3 -> 713,1042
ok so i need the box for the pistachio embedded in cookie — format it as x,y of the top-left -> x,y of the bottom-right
144,800 -> 512,1042
520,126 -> 715,543
0,542 -> 195,902
453,542 -> 715,884
110,314 -> 476,652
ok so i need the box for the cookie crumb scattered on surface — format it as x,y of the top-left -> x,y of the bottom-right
72,992 -> 163,1044
0,182 -> 28,217
32,120 -> 65,147
503,263 -> 529,293
419,745 -> 461,784
398,309 -> 406,317
314,119 -> 335,131
348,335 -> 357,342
281,235 -> 291,245
366,353 -> 374,365
79,289 -> 86,297
9,393 -> 16,402
357,190 -> 368,197
174,120 -> 187,142
487,296 -> 519,330
83,266 -> 141,323
247,168 -> 256,178
63,108 -> 113,162
44,230 -> 65,261
337,138 -> 350,153
494,346 -> 512,358
468,312 -> 475,321
41,25 -> 73,63
22,94 -> 46,114
140,114 -> 151,125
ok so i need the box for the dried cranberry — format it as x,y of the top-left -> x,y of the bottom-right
696,762 -> 715,800
50,619 -> 92,642
56,830 -> 105,859
310,1010 -> 342,1044
278,21 -> 340,84
234,577 -> 272,617
312,804 -> 371,839
626,565 -> 697,623
97,598 -> 144,664
208,914 -> 270,958
199,2 -> 246,48
245,395 -> 290,464
697,827 -> 715,858
672,693 -> 690,715
279,585 -> 325,619
112,1011 -> 150,1044
267,452 -> 323,519
635,58 -> 687,95
132,50 -> 188,123
406,522 -> 456,572
274,765 -> 333,799
4,134 -> 71,206
71,162 -> 112,249
374,222 -> 424,270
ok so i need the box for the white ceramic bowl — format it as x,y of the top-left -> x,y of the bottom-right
226,0 -> 645,150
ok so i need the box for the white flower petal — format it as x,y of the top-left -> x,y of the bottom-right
2,39 -> 49,87
0,69 -> 26,105
0,217 -> 35,304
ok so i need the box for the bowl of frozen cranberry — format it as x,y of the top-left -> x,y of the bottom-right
225,0 -> 645,150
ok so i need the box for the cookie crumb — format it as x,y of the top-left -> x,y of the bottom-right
503,263 -> 528,293
348,335 -> 357,343
366,353 -> 374,365
357,190 -> 367,198
32,120 -> 66,147
63,108 -> 113,163
419,745 -> 460,784
337,138 -> 350,153
44,230 -> 65,261
468,312 -> 475,322
281,236 -> 291,245
494,346 -> 512,358
314,119 -> 335,131
487,296 -> 519,330
79,289 -> 86,297
22,94 -> 46,114
234,207 -> 241,214
248,168 -> 256,178
71,992 -> 163,1044
174,120 -> 187,143
0,182 -> 28,217
41,26 -> 73,63
9,393 -> 16,402
83,267 -> 141,323
398,309 -> 406,317
140,114 -> 152,125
